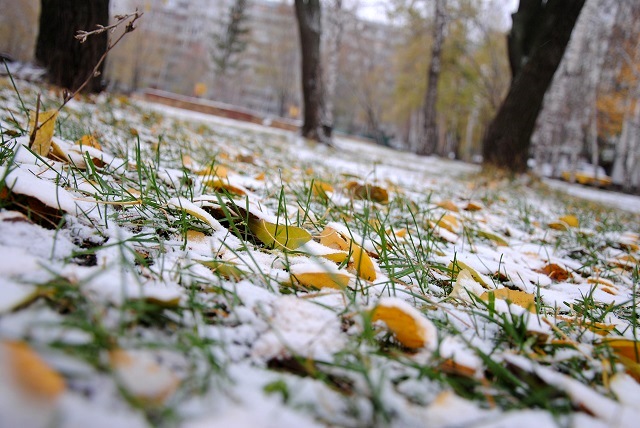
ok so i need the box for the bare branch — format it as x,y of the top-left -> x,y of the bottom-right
32,10 -> 143,139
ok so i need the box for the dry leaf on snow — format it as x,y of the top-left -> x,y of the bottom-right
371,297 -> 437,350
28,109 -> 58,157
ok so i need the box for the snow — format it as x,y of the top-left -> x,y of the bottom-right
543,178 -> 640,213
1,80 -> 639,427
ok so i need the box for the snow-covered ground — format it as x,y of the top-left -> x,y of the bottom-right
1,81 -> 640,428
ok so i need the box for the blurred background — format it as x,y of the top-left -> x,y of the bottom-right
1,0 -> 639,191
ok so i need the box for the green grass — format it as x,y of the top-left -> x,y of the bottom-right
1,77 -> 640,426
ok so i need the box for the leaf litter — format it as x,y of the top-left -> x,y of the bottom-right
1,79 -> 640,427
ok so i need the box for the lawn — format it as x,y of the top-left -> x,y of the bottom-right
1,77 -> 639,427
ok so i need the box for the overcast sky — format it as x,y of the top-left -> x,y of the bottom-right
355,0 -> 519,30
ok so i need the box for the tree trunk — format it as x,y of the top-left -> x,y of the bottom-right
294,0 -> 330,144
482,0 -> 585,173
417,0 -> 446,156
323,0 -> 343,138
36,0 -> 109,93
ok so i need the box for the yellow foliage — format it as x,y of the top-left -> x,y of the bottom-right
28,109 -> 58,157
75,134 -> 102,150
480,288 -> 536,313
4,340 -> 65,399
372,298 -> 437,349
249,218 -> 312,250
291,271 -> 351,289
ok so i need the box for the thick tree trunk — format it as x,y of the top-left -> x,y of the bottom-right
295,0 -> 330,144
482,0 -> 585,173
417,0 -> 446,156
36,0 -> 109,93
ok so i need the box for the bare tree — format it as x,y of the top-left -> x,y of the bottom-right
35,0 -> 109,93
482,0 -> 586,173
295,0 -> 331,144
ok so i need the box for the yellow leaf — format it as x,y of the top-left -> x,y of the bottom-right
548,221 -> 569,231
198,259 -> 245,280
143,295 -> 181,308
291,271 -> 351,289
319,226 -> 376,281
477,230 -> 509,246
464,201 -> 484,211
186,229 -> 207,244
481,289 -> 536,313
601,338 -> 640,361
372,297 -> 437,349
351,241 -> 376,281
197,165 -> 228,178
540,263 -> 571,281
167,197 -> 223,231
75,134 -> 101,150
449,260 -> 492,288
345,181 -> 389,203
181,154 -> 194,170
202,178 -> 246,195
437,200 -> 459,212
298,240 -> 349,263
559,215 -> 579,228
432,213 -> 460,234
394,228 -> 408,238
28,109 -> 58,156
311,180 -> 334,198
249,218 -> 312,250
319,226 -> 350,251
4,340 -> 65,399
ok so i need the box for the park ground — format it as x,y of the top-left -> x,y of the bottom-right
1,78 -> 640,427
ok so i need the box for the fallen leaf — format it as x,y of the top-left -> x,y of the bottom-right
197,164 -> 228,178
351,242 -> 376,281
345,181 -> 389,203
3,340 -> 65,399
437,200 -> 459,212
186,229 -> 207,244
449,260 -> 493,288
540,264 -> 570,281
298,240 -> 349,263
432,213 -> 460,234
109,349 -> 179,405
75,134 -> 101,150
289,263 -> 351,289
318,226 -> 350,251
450,269 -> 487,301
477,229 -> 509,246
167,197 -> 223,231
249,218 -> 312,250
558,215 -> 579,228
198,259 -> 245,280
480,288 -> 536,313
371,297 -> 437,349
311,180 -> 334,198
394,228 -> 408,238
439,359 -> 476,377
319,226 -> 376,281
28,109 -> 58,156
202,178 -> 247,195
464,201 -> 484,211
